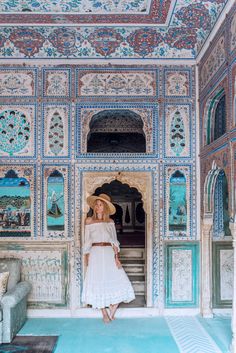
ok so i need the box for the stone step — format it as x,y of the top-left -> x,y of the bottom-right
120,248 -> 145,259
132,281 -> 145,294
128,274 -> 145,282
123,265 -> 145,275
121,258 -> 145,264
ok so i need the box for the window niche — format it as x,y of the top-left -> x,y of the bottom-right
213,170 -> 231,238
87,110 -> 146,153
206,90 -> 227,145
168,170 -> 187,234
47,170 -> 65,231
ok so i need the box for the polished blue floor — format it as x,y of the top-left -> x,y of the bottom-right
18,315 -> 232,353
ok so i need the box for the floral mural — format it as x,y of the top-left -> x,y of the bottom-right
47,170 -> 65,231
169,170 -> 187,233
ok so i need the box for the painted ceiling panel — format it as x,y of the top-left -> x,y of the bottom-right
0,0 -> 230,59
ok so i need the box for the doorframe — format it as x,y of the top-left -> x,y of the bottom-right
81,171 -> 153,307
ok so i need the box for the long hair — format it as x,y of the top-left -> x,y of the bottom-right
92,200 -> 110,222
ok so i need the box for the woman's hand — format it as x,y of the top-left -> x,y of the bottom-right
84,254 -> 89,267
115,255 -> 122,269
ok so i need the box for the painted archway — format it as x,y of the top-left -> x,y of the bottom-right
81,171 -> 153,307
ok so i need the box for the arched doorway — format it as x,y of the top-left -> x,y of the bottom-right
87,109 -> 146,153
87,180 -> 146,307
202,164 -> 233,317
81,171 -> 153,308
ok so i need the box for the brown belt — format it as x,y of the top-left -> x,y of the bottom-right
92,242 -> 112,246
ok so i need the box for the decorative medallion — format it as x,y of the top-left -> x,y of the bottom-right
9,28 -> 45,57
88,28 -> 123,57
127,28 -> 162,57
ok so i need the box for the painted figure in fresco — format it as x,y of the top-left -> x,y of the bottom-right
47,191 -> 63,218
82,193 -> 135,323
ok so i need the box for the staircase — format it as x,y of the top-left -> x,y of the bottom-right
119,247 -> 146,307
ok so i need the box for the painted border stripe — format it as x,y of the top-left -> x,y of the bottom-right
166,317 -> 224,353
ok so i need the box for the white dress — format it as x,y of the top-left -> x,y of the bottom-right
81,221 -> 135,309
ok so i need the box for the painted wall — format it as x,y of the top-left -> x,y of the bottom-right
199,3 -> 236,307
0,63 -> 198,311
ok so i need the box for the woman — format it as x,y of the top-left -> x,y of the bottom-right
81,193 -> 135,323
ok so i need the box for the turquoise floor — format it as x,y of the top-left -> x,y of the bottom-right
19,315 -> 232,353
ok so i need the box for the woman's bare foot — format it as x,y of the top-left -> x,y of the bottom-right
109,303 -> 119,320
101,308 -> 111,323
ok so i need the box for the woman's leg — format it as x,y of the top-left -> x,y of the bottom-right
101,308 -> 111,323
109,303 -> 120,320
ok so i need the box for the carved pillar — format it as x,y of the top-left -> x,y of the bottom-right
201,215 -> 213,317
230,222 -> 236,353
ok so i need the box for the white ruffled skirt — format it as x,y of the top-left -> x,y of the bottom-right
81,246 -> 135,309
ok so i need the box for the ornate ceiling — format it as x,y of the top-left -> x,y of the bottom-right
0,0 -> 230,59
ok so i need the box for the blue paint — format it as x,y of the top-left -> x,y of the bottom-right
197,315 -> 232,353
18,317 -> 231,353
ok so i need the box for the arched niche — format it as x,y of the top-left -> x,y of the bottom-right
212,169 -> 231,238
80,108 -> 153,154
87,110 -> 146,153
46,170 -> 64,231
204,88 -> 226,145
168,170 -> 187,233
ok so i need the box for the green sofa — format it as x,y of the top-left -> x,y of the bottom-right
0,258 -> 32,343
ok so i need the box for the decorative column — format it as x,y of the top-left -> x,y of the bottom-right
201,215 -> 213,317
229,221 -> 236,353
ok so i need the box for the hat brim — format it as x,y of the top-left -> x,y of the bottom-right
87,195 -> 116,215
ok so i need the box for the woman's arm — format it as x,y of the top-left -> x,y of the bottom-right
109,220 -> 122,268
83,218 -> 92,266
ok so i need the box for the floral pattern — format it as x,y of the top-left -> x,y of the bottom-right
127,28 -> 162,57
9,29 -> 45,57
88,28 -> 123,56
0,110 -> 30,156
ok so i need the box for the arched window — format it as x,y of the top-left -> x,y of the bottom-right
169,170 -> 187,233
213,170 -> 231,238
47,170 -> 64,231
206,89 -> 227,145
214,94 -> 226,141
87,110 -> 146,153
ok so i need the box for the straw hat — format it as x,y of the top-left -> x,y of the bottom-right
86,193 -> 116,215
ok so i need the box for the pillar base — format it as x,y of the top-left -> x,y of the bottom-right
201,308 -> 213,318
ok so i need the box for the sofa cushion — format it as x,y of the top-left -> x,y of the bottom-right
0,259 -> 21,291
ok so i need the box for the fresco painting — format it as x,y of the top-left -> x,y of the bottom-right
0,170 -> 31,236
169,171 -> 187,232
47,170 -> 65,231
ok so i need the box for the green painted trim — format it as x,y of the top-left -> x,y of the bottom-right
212,241 -> 233,308
165,242 -> 199,308
206,89 -> 224,145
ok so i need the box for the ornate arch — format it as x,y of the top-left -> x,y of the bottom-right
204,88 -> 225,145
80,108 -> 153,153
83,171 -> 151,214
203,161 -> 223,214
